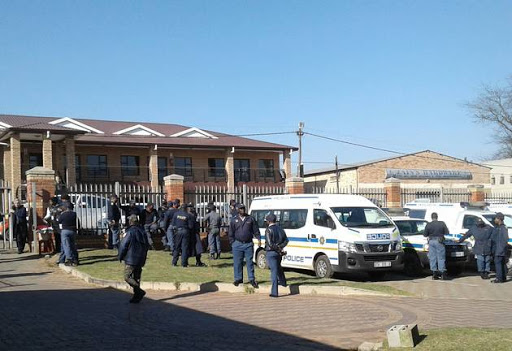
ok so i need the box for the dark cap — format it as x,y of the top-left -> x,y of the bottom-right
174,199 -> 181,205
496,212 -> 505,220
265,213 -> 277,222
168,201 -> 174,207
236,203 -> 246,209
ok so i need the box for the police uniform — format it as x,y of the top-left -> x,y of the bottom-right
171,207 -> 194,267
423,219 -> 449,279
491,215 -> 509,283
13,204 -> 28,254
228,204 -> 260,286
460,223 -> 492,278
162,203 -> 178,251
204,208 -> 222,258
265,214 -> 288,297
188,207 -> 205,266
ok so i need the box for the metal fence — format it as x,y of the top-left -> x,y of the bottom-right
401,188 -> 471,206
485,192 -> 512,203
305,186 -> 388,207
0,181 -> 12,250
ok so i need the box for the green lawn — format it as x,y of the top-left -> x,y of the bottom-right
67,249 -> 410,296
382,328 -> 512,351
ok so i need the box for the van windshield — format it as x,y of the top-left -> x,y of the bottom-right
331,207 -> 393,228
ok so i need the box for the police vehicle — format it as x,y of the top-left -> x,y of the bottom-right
250,194 -> 404,279
392,216 -> 470,276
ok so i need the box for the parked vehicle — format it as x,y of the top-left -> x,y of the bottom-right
250,194 -> 404,279
392,216 -> 470,276
66,193 -> 109,235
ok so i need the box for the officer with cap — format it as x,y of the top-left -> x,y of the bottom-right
458,217 -> 492,279
491,212 -> 509,283
171,203 -> 194,267
265,213 -> 288,297
228,203 -> 261,287
162,199 -> 180,252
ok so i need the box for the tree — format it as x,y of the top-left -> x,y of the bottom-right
466,76 -> 512,158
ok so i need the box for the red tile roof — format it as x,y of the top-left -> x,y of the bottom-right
0,114 -> 297,151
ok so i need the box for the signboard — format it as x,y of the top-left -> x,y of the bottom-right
385,169 -> 472,180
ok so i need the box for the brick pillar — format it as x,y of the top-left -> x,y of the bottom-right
468,185 -> 485,202
283,149 -> 292,179
26,167 -> 56,226
65,137 -> 76,186
286,177 -> 304,194
164,174 -> 184,203
42,134 -> 53,170
10,133 -> 22,198
149,146 -> 159,190
385,178 -> 401,208
225,149 -> 235,193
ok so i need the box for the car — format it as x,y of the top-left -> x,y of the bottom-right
392,216 -> 470,277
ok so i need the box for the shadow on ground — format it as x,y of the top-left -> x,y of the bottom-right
0,286 -> 348,351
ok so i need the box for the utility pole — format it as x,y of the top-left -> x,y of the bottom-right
297,122 -> 304,177
335,155 -> 340,193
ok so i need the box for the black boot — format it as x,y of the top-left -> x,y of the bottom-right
440,271 -> 449,280
432,271 -> 440,280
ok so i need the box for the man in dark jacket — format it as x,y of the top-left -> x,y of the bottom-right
187,205 -> 206,267
423,212 -> 450,280
121,200 -> 141,227
162,199 -> 180,252
265,213 -> 289,298
491,212 -> 509,284
107,195 -> 121,250
140,203 -> 158,250
203,204 -> 222,259
12,199 -> 28,254
119,215 -> 149,303
57,202 -> 79,266
459,218 -> 492,279
171,204 -> 194,267
228,203 -> 261,288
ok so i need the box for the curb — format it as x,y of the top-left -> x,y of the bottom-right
58,264 -> 392,297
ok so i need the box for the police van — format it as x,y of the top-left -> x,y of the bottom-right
249,194 -> 404,278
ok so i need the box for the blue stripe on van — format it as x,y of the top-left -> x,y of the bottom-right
329,257 -> 338,261
403,243 -> 423,249
326,239 -> 337,244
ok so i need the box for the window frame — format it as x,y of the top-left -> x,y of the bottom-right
208,158 -> 225,178
174,157 -> 193,179
251,209 -> 308,229
258,159 -> 275,179
234,159 -> 251,182
120,155 -> 140,177
28,153 -> 43,169
158,157 -> 168,182
86,154 -> 108,178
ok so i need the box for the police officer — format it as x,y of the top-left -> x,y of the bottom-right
140,203 -> 158,250
162,199 -> 180,252
107,195 -> 121,250
265,213 -> 288,298
187,205 -> 206,267
203,204 -> 222,259
458,217 -> 492,279
491,212 -> 509,284
228,203 -> 261,287
12,199 -> 28,254
171,203 -> 194,267
423,212 -> 449,280
57,202 -> 79,266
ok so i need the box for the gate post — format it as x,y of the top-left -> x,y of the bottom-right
468,184 -> 485,202
26,167 -> 56,226
286,177 -> 304,194
164,174 -> 184,203
385,178 -> 401,208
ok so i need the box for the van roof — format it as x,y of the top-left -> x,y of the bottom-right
250,194 -> 377,209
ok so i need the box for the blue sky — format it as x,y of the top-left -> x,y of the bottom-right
1,1 -> 511,171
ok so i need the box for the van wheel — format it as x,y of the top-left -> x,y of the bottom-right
314,255 -> 333,278
256,250 -> 268,269
403,250 -> 423,277
368,271 -> 386,280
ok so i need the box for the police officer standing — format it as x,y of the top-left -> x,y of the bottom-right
265,213 -> 288,298
107,195 -> 121,250
57,202 -> 79,266
162,199 -> 180,252
203,204 -> 222,259
423,212 -> 449,280
228,203 -> 261,288
491,212 -> 509,284
140,203 -> 158,250
458,218 -> 492,279
171,204 -> 194,267
187,205 -> 206,267
12,199 -> 28,254
119,215 -> 149,303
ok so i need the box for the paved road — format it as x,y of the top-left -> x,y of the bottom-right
2,251 -> 512,351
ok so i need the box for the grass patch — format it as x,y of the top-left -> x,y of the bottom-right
69,249 -> 410,296
382,328 -> 512,351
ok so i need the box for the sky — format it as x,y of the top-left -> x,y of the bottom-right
1,0 -> 511,172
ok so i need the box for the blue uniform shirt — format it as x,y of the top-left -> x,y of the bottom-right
171,209 -> 194,230
228,214 -> 260,244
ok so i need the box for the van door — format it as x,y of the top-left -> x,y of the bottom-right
308,208 -> 338,267
277,209 -> 310,269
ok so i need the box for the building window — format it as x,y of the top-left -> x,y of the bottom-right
158,157 -> 167,182
208,158 -> 225,178
29,153 -> 43,169
491,176 -> 496,185
258,159 -> 274,179
121,156 -> 140,177
75,155 -> 81,181
86,155 -> 108,177
234,159 -> 250,182
175,157 -> 193,179
500,176 -> 505,185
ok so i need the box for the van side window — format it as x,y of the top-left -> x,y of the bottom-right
463,215 -> 479,229
314,209 -> 333,228
251,209 -> 308,229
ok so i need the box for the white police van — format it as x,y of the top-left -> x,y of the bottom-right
250,194 -> 403,278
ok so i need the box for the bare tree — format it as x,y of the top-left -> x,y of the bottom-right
466,76 -> 512,158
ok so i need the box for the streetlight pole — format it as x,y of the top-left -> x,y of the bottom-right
297,122 -> 304,177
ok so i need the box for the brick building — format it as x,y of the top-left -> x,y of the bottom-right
0,114 -> 296,197
304,150 -> 490,191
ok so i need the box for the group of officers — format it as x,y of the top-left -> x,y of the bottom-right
424,211 -> 510,283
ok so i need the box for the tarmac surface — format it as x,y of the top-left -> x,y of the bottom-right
2,250 -> 512,350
